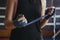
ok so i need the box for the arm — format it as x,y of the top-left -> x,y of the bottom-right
40,0 -> 48,29
40,0 -> 54,29
41,0 -> 46,16
40,8 -> 54,29
4,0 -> 16,30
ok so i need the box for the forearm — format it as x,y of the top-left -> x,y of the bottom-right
40,18 -> 49,29
40,7 -> 55,29
5,0 -> 15,21
5,0 -> 16,29
41,0 -> 46,16
40,0 -> 47,29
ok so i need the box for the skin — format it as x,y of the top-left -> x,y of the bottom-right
4,0 -> 16,30
4,0 -> 54,30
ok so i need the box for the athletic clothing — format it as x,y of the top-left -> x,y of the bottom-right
14,0 -> 41,22
10,0 -> 42,40
10,23 -> 41,40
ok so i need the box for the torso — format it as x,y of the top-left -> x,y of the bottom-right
15,0 -> 41,33
14,0 -> 41,22
12,0 -> 42,40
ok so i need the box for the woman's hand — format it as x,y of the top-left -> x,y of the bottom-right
47,6 -> 55,15
18,14 -> 27,23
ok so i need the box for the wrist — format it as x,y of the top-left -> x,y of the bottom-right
45,14 -> 52,19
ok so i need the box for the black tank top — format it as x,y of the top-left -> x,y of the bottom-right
12,0 -> 42,40
14,0 -> 41,22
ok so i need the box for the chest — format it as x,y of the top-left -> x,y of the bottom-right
15,0 -> 41,21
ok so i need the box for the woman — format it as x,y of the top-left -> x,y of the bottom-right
5,0 -> 55,40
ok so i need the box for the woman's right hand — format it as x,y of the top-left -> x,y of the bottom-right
4,20 -> 16,30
